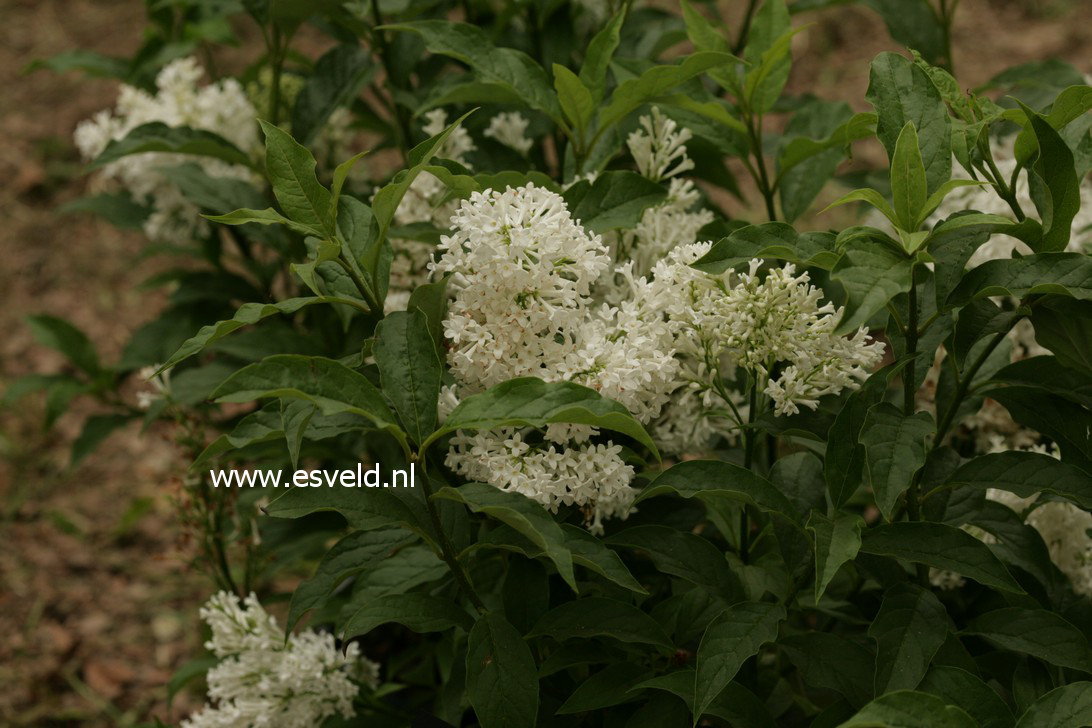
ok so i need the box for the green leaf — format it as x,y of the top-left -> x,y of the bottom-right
866,52 -> 951,194
71,414 -> 134,466
825,362 -> 907,507
264,486 -> 433,541
694,601 -> 785,720
637,460 -> 801,526
945,451 -> 1092,511
433,483 -> 576,592
597,51 -> 741,132
918,180 -> 989,228
340,593 -> 473,640
777,103 -> 866,223
561,171 -> 667,234
554,64 -> 595,136
859,522 -> 1024,593
778,633 -> 874,708
158,297 -> 362,373
779,111 -> 877,173
744,25 -> 804,115
579,10 -> 626,105
290,43 -> 372,146
528,597 -> 672,649
557,663 -> 652,714
286,528 -> 415,633
561,525 -> 647,594
1019,102 -> 1082,252
26,50 -> 129,79
258,120 -> 334,238
384,21 -> 561,123
947,253 -> 1092,306
680,0 -> 741,96
694,224 -> 840,273
211,355 -> 404,443
869,583 -> 947,695
606,525 -> 743,601
372,109 -> 475,240
202,206 -> 322,237
860,403 -> 935,520
987,387 -> 1092,471
840,691 -> 977,728
1014,682 -> 1092,728
374,310 -> 440,445
166,655 -> 217,709
831,240 -> 914,334
60,192 -> 152,230
863,0 -> 947,66
823,188 -> 900,230
424,378 -> 657,458
1030,298 -> 1092,375
90,122 -> 256,170
919,666 -> 1014,728
807,512 -> 863,602
467,613 -> 540,728
890,122 -> 928,231
963,608 -> 1092,672
26,315 -> 100,375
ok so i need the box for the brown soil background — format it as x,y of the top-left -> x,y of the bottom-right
1,0 -> 1089,724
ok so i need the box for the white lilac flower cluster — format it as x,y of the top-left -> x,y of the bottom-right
642,246 -> 886,417
614,107 -> 714,279
433,183 -> 684,530
484,111 -> 534,156
74,57 -> 262,245
433,175 -> 885,528
181,591 -> 378,728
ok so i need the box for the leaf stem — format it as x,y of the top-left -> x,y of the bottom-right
418,455 -> 488,613
733,0 -> 759,55
933,325 -> 1014,445
369,0 -> 412,164
746,114 -> 778,221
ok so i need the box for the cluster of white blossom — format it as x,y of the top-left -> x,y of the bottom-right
642,247 -> 886,417
435,183 -> 689,529
385,109 -> 478,312
181,591 -> 378,728
484,111 -> 534,155
612,108 -> 714,280
434,178 -> 887,524
75,57 -> 262,244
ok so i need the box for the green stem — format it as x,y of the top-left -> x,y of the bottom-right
746,114 -> 777,221
740,384 -> 759,562
934,326 -> 1013,444
269,27 -> 285,126
370,0 -> 412,163
419,456 -> 488,613
335,256 -> 384,315
733,0 -> 760,54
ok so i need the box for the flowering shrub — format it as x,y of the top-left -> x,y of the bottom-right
17,0 -> 1092,725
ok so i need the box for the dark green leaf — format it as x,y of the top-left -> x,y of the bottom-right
606,525 -> 743,601
963,608 -> 1092,673
259,120 -> 334,237
840,691 -> 976,727
467,613 -> 539,728
528,597 -> 672,649
1014,682 -> 1092,728
26,315 -> 100,375
433,483 -> 576,592
291,44 -> 372,145
866,52 -> 951,194
425,378 -> 657,458
947,253 -> 1092,307
694,601 -> 785,719
90,122 -> 255,170
919,666 -> 1014,728
831,239 -> 914,334
859,522 -> 1024,593
945,451 -> 1092,511
807,512 -> 864,602
869,583 -> 947,695
860,402 -> 935,520
340,593 -> 473,640
374,310 -> 440,445
561,171 -> 667,234
287,528 -> 415,632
